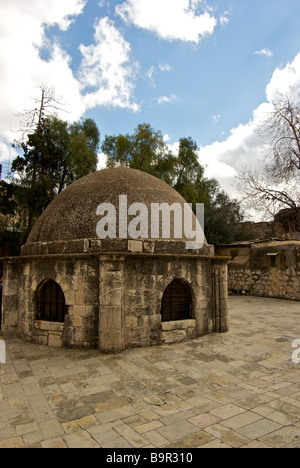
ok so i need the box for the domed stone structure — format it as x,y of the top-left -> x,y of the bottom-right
26,167 -> 199,246
1,167 -> 229,353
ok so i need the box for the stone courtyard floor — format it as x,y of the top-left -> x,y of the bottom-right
0,296 -> 300,449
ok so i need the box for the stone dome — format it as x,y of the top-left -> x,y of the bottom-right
24,167 -> 208,254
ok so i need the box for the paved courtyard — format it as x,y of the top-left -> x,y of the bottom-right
0,296 -> 300,449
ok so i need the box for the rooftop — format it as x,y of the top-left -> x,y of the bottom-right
25,167 -> 207,254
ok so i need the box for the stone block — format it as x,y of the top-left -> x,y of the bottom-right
126,316 -> 138,328
48,333 -> 63,348
100,289 -> 123,307
72,305 -> 86,316
73,317 -> 82,327
161,319 -> 196,332
128,240 -> 143,253
34,321 -> 64,332
75,291 -> 85,304
162,330 -> 187,344
35,335 -> 48,346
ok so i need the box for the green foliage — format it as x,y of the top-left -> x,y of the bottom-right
204,189 -> 246,246
103,123 -> 176,184
2,110 -> 244,249
11,115 -> 100,233
102,123 -> 245,245
0,181 -> 18,216
0,223 -> 24,257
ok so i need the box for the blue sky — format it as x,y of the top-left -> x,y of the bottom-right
1,0 -> 300,211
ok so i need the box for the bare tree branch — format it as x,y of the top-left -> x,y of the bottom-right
236,87 -> 300,216
12,85 -> 67,144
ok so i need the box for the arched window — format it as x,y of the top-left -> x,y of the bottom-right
37,280 -> 66,323
161,279 -> 192,322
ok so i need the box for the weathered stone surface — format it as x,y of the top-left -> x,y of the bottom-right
1,168 -> 230,353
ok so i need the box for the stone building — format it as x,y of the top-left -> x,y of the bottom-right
216,237 -> 300,301
1,167 -> 229,353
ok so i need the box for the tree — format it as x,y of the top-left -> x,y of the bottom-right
237,88 -> 300,217
10,88 -> 100,233
0,180 -> 18,216
102,123 -> 245,245
103,123 -> 176,183
204,186 -> 246,245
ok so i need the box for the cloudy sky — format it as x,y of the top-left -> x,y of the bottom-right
1,0 -> 300,212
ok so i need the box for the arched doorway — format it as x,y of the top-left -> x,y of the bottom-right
161,279 -> 193,322
36,280 -> 66,323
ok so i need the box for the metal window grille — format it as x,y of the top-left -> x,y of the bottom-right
161,279 -> 192,322
37,280 -> 66,323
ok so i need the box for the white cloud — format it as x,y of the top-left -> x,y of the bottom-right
159,63 -> 172,72
152,95 -> 178,105
255,48 -> 273,58
198,53 -> 300,202
220,12 -> 230,27
116,0 -> 218,43
146,66 -> 156,87
0,1 -> 142,174
0,0 -> 87,169
265,53 -> 300,102
97,152 -> 107,170
78,17 -> 140,112
146,63 -> 172,87
210,114 -> 221,124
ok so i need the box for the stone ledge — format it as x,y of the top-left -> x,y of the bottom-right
161,319 -> 196,332
34,321 -> 64,332
161,319 -> 197,345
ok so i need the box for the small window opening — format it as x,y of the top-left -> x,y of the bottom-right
267,252 -> 278,269
37,280 -> 66,323
161,279 -> 192,322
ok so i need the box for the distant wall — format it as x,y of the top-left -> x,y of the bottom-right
239,221 -> 274,240
216,241 -> 300,301
239,208 -> 300,242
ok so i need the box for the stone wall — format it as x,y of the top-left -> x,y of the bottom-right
239,208 -> 300,242
239,221 -> 274,240
227,242 -> 300,301
1,248 -> 229,353
2,255 -> 99,349
229,267 -> 300,300
98,253 -> 228,353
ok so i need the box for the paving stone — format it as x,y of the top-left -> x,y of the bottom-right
204,423 -> 251,448
0,296 -> 299,448
63,430 -> 100,448
156,420 -> 200,442
143,430 -> 170,447
0,436 -> 24,448
240,440 -> 271,448
22,430 -> 44,446
87,426 -> 132,448
221,411 -> 263,430
210,404 -> 246,420
114,424 -> 149,447
40,437 -> 68,448
260,426 -> 300,448
237,419 -> 281,439
134,420 -> 164,434
188,413 -> 221,428
164,430 -> 215,448
200,439 -> 231,448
